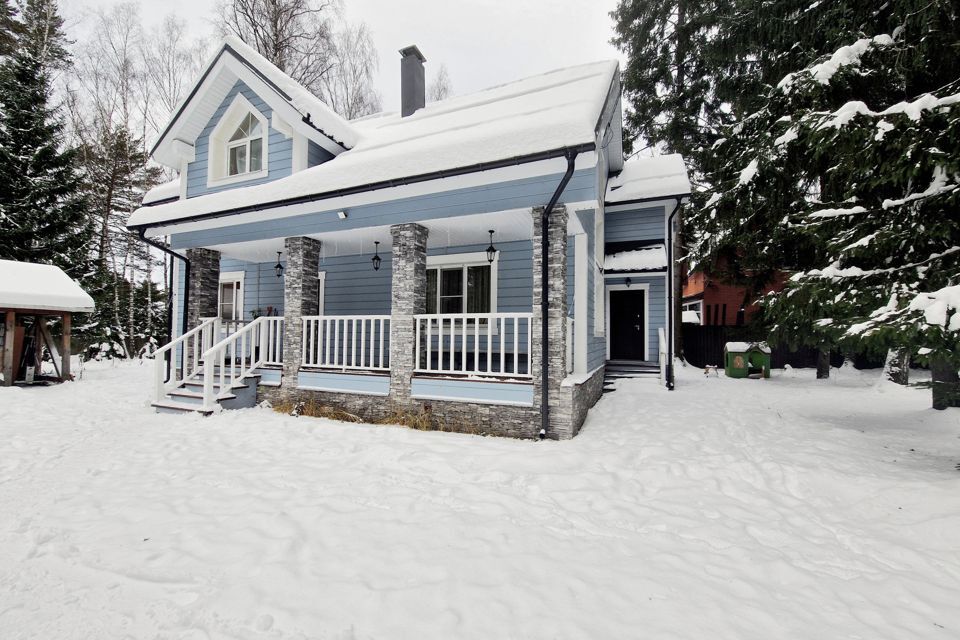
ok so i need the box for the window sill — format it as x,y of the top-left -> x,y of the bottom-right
207,169 -> 269,189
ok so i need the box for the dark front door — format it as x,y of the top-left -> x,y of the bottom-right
609,289 -> 646,360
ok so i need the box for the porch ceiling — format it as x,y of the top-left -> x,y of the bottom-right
208,208 -> 535,263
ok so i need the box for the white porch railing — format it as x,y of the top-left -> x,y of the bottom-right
414,313 -> 532,379
153,316 -> 218,402
258,317 -> 284,366
301,315 -> 391,371
202,316 -> 284,410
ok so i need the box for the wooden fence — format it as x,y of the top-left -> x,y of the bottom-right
681,325 -> 884,369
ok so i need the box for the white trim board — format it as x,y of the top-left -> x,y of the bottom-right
605,282 -> 650,361
218,270 -> 245,321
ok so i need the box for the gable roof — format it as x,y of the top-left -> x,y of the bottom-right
131,58 -> 620,232
605,154 -> 691,205
0,260 -> 95,312
151,36 -> 358,167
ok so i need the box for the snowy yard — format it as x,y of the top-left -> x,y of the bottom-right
1,362 -> 959,639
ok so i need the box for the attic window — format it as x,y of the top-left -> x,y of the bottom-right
227,113 -> 263,176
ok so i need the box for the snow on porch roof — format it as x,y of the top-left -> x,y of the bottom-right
606,154 -> 691,204
0,260 -> 95,313
129,59 -> 619,232
604,244 -> 667,272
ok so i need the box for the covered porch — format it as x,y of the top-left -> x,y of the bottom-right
162,204 -> 598,432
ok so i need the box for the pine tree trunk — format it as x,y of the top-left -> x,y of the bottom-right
884,349 -> 910,386
816,349 -> 830,379
930,356 -> 960,410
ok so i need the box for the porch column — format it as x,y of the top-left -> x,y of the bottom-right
388,223 -> 429,402
185,248 -> 220,329
282,237 -> 322,389
532,204 -> 570,439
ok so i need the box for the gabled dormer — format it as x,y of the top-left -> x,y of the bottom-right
150,36 -> 358,200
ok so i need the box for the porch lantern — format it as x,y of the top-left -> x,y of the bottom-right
371,241 -> 382,271
486,230 -> 498,263
625,277 -> 632,288
274,251 -> 284,278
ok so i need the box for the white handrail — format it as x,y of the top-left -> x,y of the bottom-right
152,317 -> 218,404
414,312 -> 532,379
302,315 -> 391,371
201,316 -> 283,411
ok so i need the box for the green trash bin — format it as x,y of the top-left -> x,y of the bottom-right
724,342 -> 771,378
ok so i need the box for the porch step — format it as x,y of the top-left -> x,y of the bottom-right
151,399 -> 215,416
603,360 -> 660,393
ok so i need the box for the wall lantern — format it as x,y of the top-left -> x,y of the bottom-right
486,230 -> 498,264
274,251 -> 284,278
371,241 -> 382,271
625,277 -> 632,288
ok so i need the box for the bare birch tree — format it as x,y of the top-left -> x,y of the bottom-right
427,64 -> 452,102
318,21 -> 380,119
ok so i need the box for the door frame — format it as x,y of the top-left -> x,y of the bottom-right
605,282 -> 650,361
218,270 -> 245,321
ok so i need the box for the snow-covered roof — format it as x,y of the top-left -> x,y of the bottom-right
604,244 -> 667,272
724,341 -> 771,354
142,178 -> 180,205
0,260 -> 95,312
150,37 -> 357,169
606,154 -> 690,204
130,59 -> 619,231
221,36 -> 358,148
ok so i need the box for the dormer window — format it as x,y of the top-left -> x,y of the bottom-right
206,93 -> 270,187
227,113 -> 263,176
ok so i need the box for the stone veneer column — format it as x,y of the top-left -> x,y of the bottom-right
531,205 -> 570,439
282,237 -> 322,390
388,223 -> 429,403
185,248 -> 221,329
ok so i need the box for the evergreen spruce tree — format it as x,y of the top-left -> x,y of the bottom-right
0,0 -> 89,279
610,0 -> 731,161
692,0 -> 960,405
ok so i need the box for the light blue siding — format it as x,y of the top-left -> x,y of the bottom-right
169,169 -> 596,249
605,274 -> 666,358
221,258 -> 285,320
297,371 -> 389,396
411,377 -> 534,407
256,367 -> 282,385
186,80 -> 293,199
321,253 -> 393,315
605,205 -> 666,244
307,141 -> 333,167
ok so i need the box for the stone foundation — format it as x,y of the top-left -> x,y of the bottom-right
556,365 -> 606,439
258,383 -> 541,438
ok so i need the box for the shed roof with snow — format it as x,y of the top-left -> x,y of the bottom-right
0,260 -> 95,313
605,154 -> 691,204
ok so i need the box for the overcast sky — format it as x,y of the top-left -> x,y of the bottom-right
67,0 -> 624,113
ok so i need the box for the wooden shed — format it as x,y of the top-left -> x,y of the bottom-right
0,260 -> 95,386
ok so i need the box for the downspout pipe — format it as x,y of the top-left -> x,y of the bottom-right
539,149 -> 579,439
665,197 -> 684,391
136,229 -> 191,381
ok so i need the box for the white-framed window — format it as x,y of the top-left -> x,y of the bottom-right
207,93 -> 269,187
425,252 -> 498,316
226,113 -> 264,177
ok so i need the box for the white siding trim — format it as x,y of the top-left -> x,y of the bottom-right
573,233 -> 588,374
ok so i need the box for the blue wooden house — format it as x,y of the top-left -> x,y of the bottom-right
129,37 -> 690,439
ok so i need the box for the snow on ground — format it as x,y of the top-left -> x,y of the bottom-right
1,362 -> 959,639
